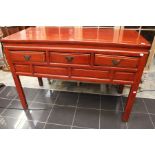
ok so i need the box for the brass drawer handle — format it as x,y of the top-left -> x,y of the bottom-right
112,59 -> 121,66
24,55 -> 31,61
65,56 -> 74,62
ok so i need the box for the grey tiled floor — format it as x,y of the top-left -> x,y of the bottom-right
0,86 -> 155,129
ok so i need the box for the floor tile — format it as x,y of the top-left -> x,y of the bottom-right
55,91 -> 78,106
100,111 -> 127,129
17,120 -> 45,129
29,101 -> 53,109
24,109 -> 51,122
73,108 -> 99,128
101,95 -> 123,111
2,101 -> 48,121
0,98 -> 11,114
77,93 -> 100,109
34,89 -> 58,104
143,98 -> 155,114
149,114 -> 155,127
0,86 -> 154,129
127,113 -> 154,129
0,109 -> 4,115
122,97 -> 147,113
2,109 -> 28,119
0,98 -> 11,107
15,87 -> 40,101
0,85 -> 5,93
47,105 -> 75,125
0,86 -> 17,99
45,123 -> 71,129
7,100 -> 31,109
72,126 -> 89,129
0,116 -> 19,129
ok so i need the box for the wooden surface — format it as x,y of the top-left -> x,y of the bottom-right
2,27 -> 150,47
1,26 -> 151,122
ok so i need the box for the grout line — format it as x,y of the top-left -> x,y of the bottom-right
43,92 -> 60,129
25,120 -> 46,124
0,115 -> 18,120
0,96 -> 17,115
147,112 -> 155,116
1,98 -> 151,114
28,89 -> 45,106
36,121 -> 92,129
71,125 -> 92,129
142,98 -> 155,129
1,114 -> 42,124
44,122 -> 93,129
71,93 -> 80,129
1,115 -> 46,124
2,86 -> 155,129
26,99 -> 122,112
29,88 -> 45,103
0,96 -> 12,101
0,87 -> 41,107
0,115 -> 92,129
45,122 -> 71,128
0,95 -> 152,114
0,86 -> 6,95
99,95 -> 101,129
120,96 -> 128,129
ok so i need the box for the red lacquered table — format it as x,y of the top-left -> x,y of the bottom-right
1,27 -> 151,121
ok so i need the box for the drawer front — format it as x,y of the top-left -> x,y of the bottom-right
50,52 -> 90,65
72,69 -> 110,79
14,65 -> 31,73
34,66 -> 68,76
113,72 -> 135,81
10,51 -> 46,62
94,54 -> 139,68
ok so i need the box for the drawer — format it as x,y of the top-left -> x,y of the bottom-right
34,66 -> 68,76
14,65 -> 31,73
10,51 -> 46,62
50,52 -> 90,65
113,72 -> 135,81
72,69 -> 110,79
94,54 -> 139,68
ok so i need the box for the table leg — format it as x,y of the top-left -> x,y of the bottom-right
118,85 -> 124,94
38,77 -> 43,86
122,85 -> 138,122
0,83 -> 5,88
122,54 -> 148,122
48,78 -> 52,85
13,74 -> 28,109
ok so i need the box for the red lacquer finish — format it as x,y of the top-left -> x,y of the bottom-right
50,52 -> 90,65
1,26 -> 151,122
10,51 -> 46,62
2,27 -> 150,47
94,54 -> 140,68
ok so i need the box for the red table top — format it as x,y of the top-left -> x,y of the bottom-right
1,26 -> 151,47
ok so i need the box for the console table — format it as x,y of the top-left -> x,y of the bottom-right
1,27 -> 150,121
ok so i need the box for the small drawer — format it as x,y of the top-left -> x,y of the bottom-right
94,54 -> 139,68
113,72 -> 135,81
14,65 -> 31,73
50,52 -> 90,65
72,69 -> 110,79
10,51 -> 46,62
34,66 -> 68,76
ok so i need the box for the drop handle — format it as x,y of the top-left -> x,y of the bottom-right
24,55 -> 31,61
112,59 -> 121,66
65,56 -> 74,62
